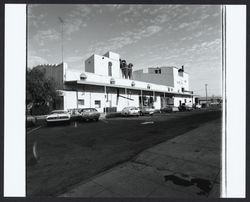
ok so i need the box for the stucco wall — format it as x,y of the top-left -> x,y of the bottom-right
62,90 -> 164,112
36,63 -> 67,89
133,67 -> 174,87
84,55 -> 95,73
173,68 -> 189,92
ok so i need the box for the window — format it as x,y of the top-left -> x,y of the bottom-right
95,100 -> 101,108
184,99 -> 187,103
155,69 -> 161,74
78,99 -> 85,106
108,62 -> 112,76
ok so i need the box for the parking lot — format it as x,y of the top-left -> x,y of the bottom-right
26,108 -> 222,196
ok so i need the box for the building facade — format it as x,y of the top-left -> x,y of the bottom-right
36,51 -> 194,113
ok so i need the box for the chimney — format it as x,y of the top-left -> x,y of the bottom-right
182,65 -> 184,71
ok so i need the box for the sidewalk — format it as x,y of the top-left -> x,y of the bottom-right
61,119 -> 222,198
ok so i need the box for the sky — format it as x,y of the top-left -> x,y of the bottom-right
28,4 -> 222,97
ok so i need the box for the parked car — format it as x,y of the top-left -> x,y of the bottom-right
79,108 -> 100,121
195,104 -> 202,109
121,106 -> 140,116
160,105 -> 179,113
46,110 -> 71,125
68,108 -> 81,121
138,107 -> 155,116
178,103 -> 194,112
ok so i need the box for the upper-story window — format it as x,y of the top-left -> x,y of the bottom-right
108,62 -> 112,76
155,69 -> 161,74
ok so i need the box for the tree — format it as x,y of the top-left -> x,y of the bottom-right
26,67 -> 58,115
128,63 -> 133,79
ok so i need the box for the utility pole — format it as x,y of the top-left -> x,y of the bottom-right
205,84 -> 208,107
58,17 -> 64,63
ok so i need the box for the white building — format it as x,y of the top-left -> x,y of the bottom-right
37,51 -> 194,112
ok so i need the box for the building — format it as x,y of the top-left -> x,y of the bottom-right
195,96 -> 222,107
35,51 -> 194,113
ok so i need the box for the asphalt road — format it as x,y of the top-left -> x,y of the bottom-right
26,109 -> 222,196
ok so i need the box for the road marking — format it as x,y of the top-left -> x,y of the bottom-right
74,121 -> 78,128
33,141 -> 38,159
141,121 -> 154,125
100,119 -> 109,124
27,126 -> 42,134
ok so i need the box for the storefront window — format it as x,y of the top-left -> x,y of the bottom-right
78,99 -> 85,106
95,100 -> 101,108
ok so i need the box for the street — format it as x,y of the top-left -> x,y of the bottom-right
26,109 -> 222,196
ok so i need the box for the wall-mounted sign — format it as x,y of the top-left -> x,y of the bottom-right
110,78 -> 115,84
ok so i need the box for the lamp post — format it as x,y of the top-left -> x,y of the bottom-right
205,84 -> 208,107
58,17 -> 64,63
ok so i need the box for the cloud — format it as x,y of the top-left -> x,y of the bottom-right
28,8 -> 46,28
28,55 -> 48,68
60,6 -> 91,36
33,29 -> 61,46
178,22 -> 189,29
87,25 -> 163,56
65,56 -> 84,63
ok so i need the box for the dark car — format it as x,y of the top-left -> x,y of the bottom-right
78,108 -> 100,121
160,105 -> 179,113
178,103 -> 194,112
68,108 -> 81,121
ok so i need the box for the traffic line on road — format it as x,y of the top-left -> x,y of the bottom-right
100,119 -> 109,124
141,121 -> 154,125
27,126 -> 42,134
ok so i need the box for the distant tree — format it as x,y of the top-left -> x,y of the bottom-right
26,67 -> 58,115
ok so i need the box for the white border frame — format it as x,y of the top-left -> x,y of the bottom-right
3,4 -> 246,198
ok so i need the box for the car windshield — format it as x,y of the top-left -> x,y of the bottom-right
81,109 -> 92,112
50,110 -> 67,114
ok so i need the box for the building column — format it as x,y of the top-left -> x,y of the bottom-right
140,90 -> 143,107
104,86 -> 107,113
76,90 -> 78,109
125,88 -> 128,106
153,91 -> 155,107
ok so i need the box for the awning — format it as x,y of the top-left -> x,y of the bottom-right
64,80 -> 193,97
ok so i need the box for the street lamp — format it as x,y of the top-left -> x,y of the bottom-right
205,84 -> 208,107
58,17 -> 64,63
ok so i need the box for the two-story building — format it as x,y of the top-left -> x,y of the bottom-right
35,51 -> 194,112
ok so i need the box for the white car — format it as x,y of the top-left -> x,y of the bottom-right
121,106 -> 140,116
195,104 -> 202,109
46,110 -> 71,125
139,107 -> 155,116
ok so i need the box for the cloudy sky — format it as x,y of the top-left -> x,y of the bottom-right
28,4 -> 222,96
